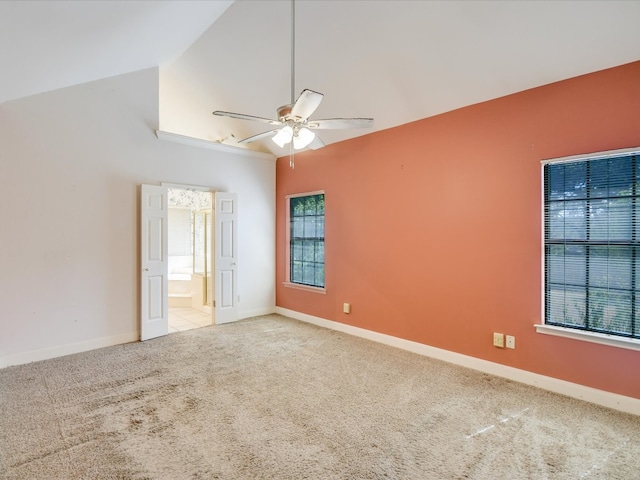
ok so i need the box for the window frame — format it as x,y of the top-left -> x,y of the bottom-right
283,190 -> 326,294
536,146 -> 640,351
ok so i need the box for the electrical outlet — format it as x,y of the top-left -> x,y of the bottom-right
493,332 -> 505,348
506,335 -> 516,349
343,303 -> 351,314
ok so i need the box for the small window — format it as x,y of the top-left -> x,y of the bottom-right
543,149 -> 640,341
287,192 -> 325,289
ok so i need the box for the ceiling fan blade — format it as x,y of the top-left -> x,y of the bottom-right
290,89 -> 324,120
308,135 -> 325,150
213,110 -> 282,126
307,118 -> 374,130
237,129 -> 280,144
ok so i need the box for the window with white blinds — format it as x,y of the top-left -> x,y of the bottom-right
543,149 -> 640,339
288,193 -> 325,288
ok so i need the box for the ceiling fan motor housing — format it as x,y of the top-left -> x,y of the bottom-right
278,105 -> 293,122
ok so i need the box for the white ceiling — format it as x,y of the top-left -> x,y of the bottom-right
0,0 -> 233,103
2,0 -> 640,156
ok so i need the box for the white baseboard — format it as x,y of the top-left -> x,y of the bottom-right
0,332 -> 139,369
275,307 -> 640,416
0,306 -> 277,369
240,306 -> 276,320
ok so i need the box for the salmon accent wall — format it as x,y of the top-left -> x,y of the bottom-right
276,61 -> 640,399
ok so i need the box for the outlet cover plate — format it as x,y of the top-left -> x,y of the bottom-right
493,332 -> 505,348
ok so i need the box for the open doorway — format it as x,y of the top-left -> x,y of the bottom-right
141,185 -> 237,340
167,187 -> 213,333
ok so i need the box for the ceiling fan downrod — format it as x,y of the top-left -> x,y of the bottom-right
211,0 -> 373,164
290,0 -> 295,106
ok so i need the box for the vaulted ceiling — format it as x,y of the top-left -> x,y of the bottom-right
0,0 -> 233,103
2,0 -> 639,156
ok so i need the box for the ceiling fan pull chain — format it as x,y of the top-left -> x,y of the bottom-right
289,141 -> 295,169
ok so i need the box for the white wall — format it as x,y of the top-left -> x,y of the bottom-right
0,67 -> 276,367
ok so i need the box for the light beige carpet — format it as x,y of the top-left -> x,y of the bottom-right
1,314 -> 639,479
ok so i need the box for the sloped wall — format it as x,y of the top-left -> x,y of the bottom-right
0,67 -> 275,366
275,61 -> 640,399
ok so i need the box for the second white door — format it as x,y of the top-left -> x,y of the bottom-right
214,192 -> 238,324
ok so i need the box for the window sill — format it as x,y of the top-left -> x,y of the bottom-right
283,282 -> 326,294
534,324 -> 640,352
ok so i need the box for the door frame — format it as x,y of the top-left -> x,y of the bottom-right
163,182 -> 217,328
141,182 -> 239,340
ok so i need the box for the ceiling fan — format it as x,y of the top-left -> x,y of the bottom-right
212,0 -> 373,167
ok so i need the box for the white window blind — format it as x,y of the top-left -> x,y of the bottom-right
543,150 -> 640,339
289,193 -> 325,288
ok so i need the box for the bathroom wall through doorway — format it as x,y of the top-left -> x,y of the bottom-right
167,186 -> 213,333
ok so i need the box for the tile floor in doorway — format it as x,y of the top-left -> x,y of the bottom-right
168,307 -> 212,333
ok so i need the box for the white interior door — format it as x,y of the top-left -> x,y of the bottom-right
214,192 -> 238,324
140,184 -> 169,340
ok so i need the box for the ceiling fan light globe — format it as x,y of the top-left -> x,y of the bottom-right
272,125 -> 294,148
293,127 -> 315,149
